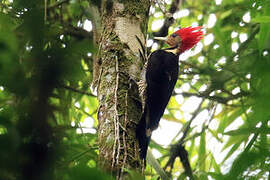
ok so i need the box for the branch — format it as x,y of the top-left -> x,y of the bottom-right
183,104 -> 217,144
60,146 -> 98,167
174,144 -> 193,179
84,4 -> 101,44
60,85 -> 96,97
180,61 -> 203,71
153,0 -> 182,37
175,91 -> 249,104
147,150 -> 170,180
165,100 -> 204,179
179,99 -> 204,143
63,25 -> 92,39
74,105 -> 98,118
48,0 -> 70,10
228,24 -> 260,63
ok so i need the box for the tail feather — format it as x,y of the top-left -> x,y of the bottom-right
136,111 -> 151,160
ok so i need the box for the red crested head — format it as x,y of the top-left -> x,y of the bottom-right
169,26 -> 203,53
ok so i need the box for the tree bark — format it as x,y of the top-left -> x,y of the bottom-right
96,0 -> 150,178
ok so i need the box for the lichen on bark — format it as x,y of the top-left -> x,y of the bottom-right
97,0 -> 150,179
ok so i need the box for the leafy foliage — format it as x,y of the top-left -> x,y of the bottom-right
0,0 -> 270,179
0,0 -> 100,179
146,0 -> 270,179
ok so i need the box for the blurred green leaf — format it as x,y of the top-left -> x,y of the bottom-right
68,165 -> 112,180
252,16 -> 270,23
209,152 -> 221,174
221,141 -> 242,164
198,132 -> 206,171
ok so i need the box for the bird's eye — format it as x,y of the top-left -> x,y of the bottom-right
171,34 -> 178,38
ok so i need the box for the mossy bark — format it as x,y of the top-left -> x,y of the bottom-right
96,0 -> 150,179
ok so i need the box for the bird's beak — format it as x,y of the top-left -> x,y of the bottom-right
153,37 -> 167,41
154,36 -> 180,50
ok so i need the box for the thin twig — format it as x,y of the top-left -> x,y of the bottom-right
60,85 -> 96,97
165,99 -> 204,179
179,99 -> 204,144
175,91 -> 249,104
44,0 -> 47,21
65,147 -> 97,164
48,0 -> 70,10
147,150 -> 170,180
228,25 -> 260,63
153,0 -> 182,37
63,25 -> 92,39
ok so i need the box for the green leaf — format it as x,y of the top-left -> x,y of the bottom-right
224,150 -> 266,179
258,23 -> 270,52
207,172 -> 224,180
223,127 -> 255,136
208,128 -> 223,142
216,107 -> 244,133
68,3 -> 82,18
220,9 -> 232,19
222,135 -> 246,152
258,3 -> 270,52
209,153 -> 221,174
68,165 -> 112,180
198,132 -> 206,171
221,142 -> 242,164
252,16 -> 270,23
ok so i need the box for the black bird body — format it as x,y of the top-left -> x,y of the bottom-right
145,50 -> 179,130
136,26 -> 203,160
137,50 -> 179,159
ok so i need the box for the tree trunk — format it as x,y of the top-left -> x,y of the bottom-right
96,0 -> 150,178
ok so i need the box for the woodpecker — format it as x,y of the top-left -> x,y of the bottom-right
136,26 -> 203,160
